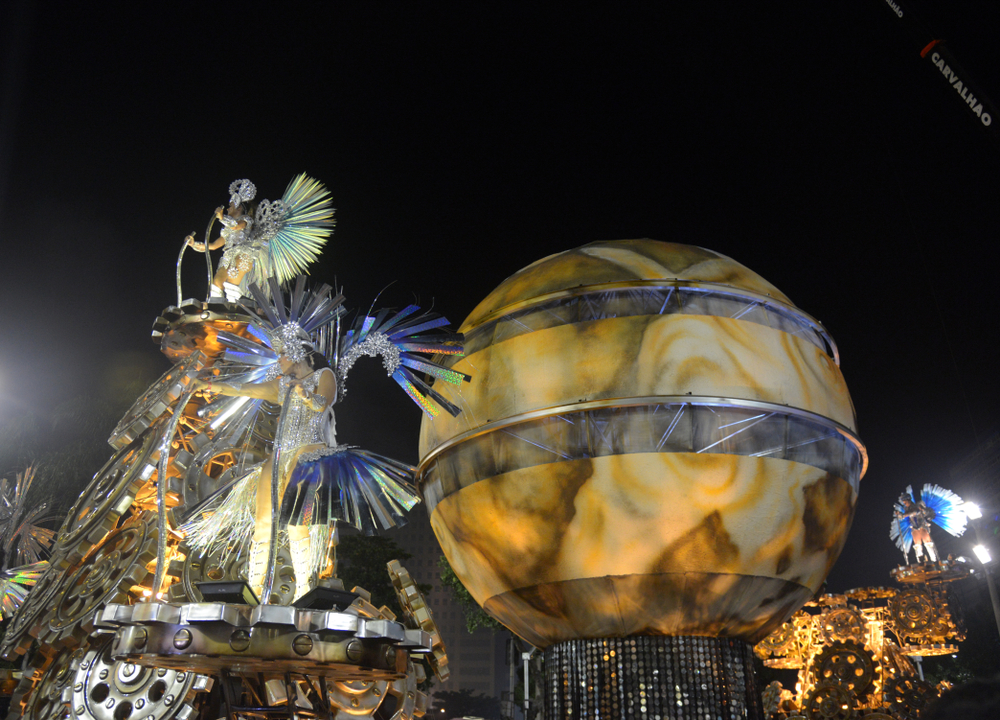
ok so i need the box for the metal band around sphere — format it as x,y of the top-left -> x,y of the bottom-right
461,279 -> 840,365
418,394 -> 867,479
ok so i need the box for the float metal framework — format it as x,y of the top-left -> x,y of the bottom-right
755,558 -> 970,720
1,177 -> 455,720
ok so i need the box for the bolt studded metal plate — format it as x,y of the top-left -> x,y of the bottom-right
99,602 -> 427,680
62,634 -> 212,720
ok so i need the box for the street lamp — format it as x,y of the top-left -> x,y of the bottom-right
963,501 -> 983,520
965,500 -> 1000,640
973,544 -> 992,564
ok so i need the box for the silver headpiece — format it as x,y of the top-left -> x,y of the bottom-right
268,321 -> 313,364
228,179 -> 257,208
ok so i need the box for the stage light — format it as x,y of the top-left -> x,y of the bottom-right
963,501 -> 983,520
973,544 -> 992,564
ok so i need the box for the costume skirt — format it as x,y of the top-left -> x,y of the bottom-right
279,445 -> 420,535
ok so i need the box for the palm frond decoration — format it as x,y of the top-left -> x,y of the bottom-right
0,467 -> 59,621
0,467 -> 58,567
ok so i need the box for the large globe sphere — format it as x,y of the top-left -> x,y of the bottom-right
419,240 -> 866,648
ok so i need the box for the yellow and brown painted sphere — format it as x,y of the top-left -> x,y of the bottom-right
419,240 -> 866,648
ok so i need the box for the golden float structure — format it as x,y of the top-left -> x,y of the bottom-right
1,178 -> 453,720
755,557 -> 970,720
1,298 -> 442,720
418,239 -> 868,718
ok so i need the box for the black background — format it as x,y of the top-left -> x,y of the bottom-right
1,0 -> 999,592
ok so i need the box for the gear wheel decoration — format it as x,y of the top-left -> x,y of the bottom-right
172,441 -> 267,518
166,536 -> 296,606
883,676 -> 939,718
108,352 -> 205,450
6,645 -> 82,720
758,619 -> 797,657
820,606 -> 867,644
381,659 -> 429,720
846,587 -> 896,603
888,587 -> 939,642
0,554 -> 71,661
37,518 -> 159,650
803,682 -> 857,720
810,640 -> 878,697
326,678 -> 391,718
388,559 -> 449,682
858,713 -> 895,720
762,681 -> 785,717
54,426 -> 160,566
63,634 -> 213,720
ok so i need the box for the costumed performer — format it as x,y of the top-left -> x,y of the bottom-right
184,277 -> 467,602
891,484 -> 969,565
185,174 -> 335,302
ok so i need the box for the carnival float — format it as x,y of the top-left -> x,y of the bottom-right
754,483 -> 974,720
1,176 -> 463,720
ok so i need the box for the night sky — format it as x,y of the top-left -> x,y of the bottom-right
1,1 -> 999,593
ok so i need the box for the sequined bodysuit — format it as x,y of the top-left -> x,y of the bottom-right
218,214 -> 263,280
275,369 -> 336,480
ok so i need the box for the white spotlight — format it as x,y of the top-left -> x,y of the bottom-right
973,544 -> 992,564
963,502 -> 983,520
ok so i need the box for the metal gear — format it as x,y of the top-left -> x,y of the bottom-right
900,643 -> 958,657
810,640 -> 878,697
108,352 -> 204,449
381,659 -> 429,720
0,550 -> 73,660
100,601 -> 429,679
38,518 -> 160,649
858,713 -> 895,720
758,619 -> 797,656
61,634 -> 213,720
166,536 -> 297,606
879,640 -> 916,683
388,560 -> 449,683
762,681 -> 784,716
820,606 -> 867,644
802,682 -> 857,720
883,676 -> 939,719
326,678 -> 390,718
845,587 -> 896,602
888,587 -> 938,642
54,426 -> 160,565
172,440 -> 267,517
6,645 -> 82,720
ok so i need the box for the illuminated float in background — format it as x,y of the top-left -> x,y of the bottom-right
755,555 -> 971,718
419,239 -> 868,718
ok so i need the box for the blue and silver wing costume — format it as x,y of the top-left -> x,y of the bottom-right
920,483 -> 968,537
890,484 -> 915,556
337,304 -> 469,417
281,304 -> 468,531
186,279 -> 466,549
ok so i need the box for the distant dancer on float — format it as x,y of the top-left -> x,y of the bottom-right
185,174 -> 335,302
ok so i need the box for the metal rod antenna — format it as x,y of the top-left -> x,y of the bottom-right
261,382 -> 295,604
151,383 -> 197,599
203,214 -> 217,301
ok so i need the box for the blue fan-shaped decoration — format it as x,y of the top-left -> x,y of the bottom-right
282,447 -> 420,535
337,305 -> 468,417
890,483 -> 968,556
921,483 -> 968,537
197,276 -> 345,449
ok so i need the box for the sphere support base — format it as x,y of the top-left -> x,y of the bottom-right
543,635 -> 763,720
